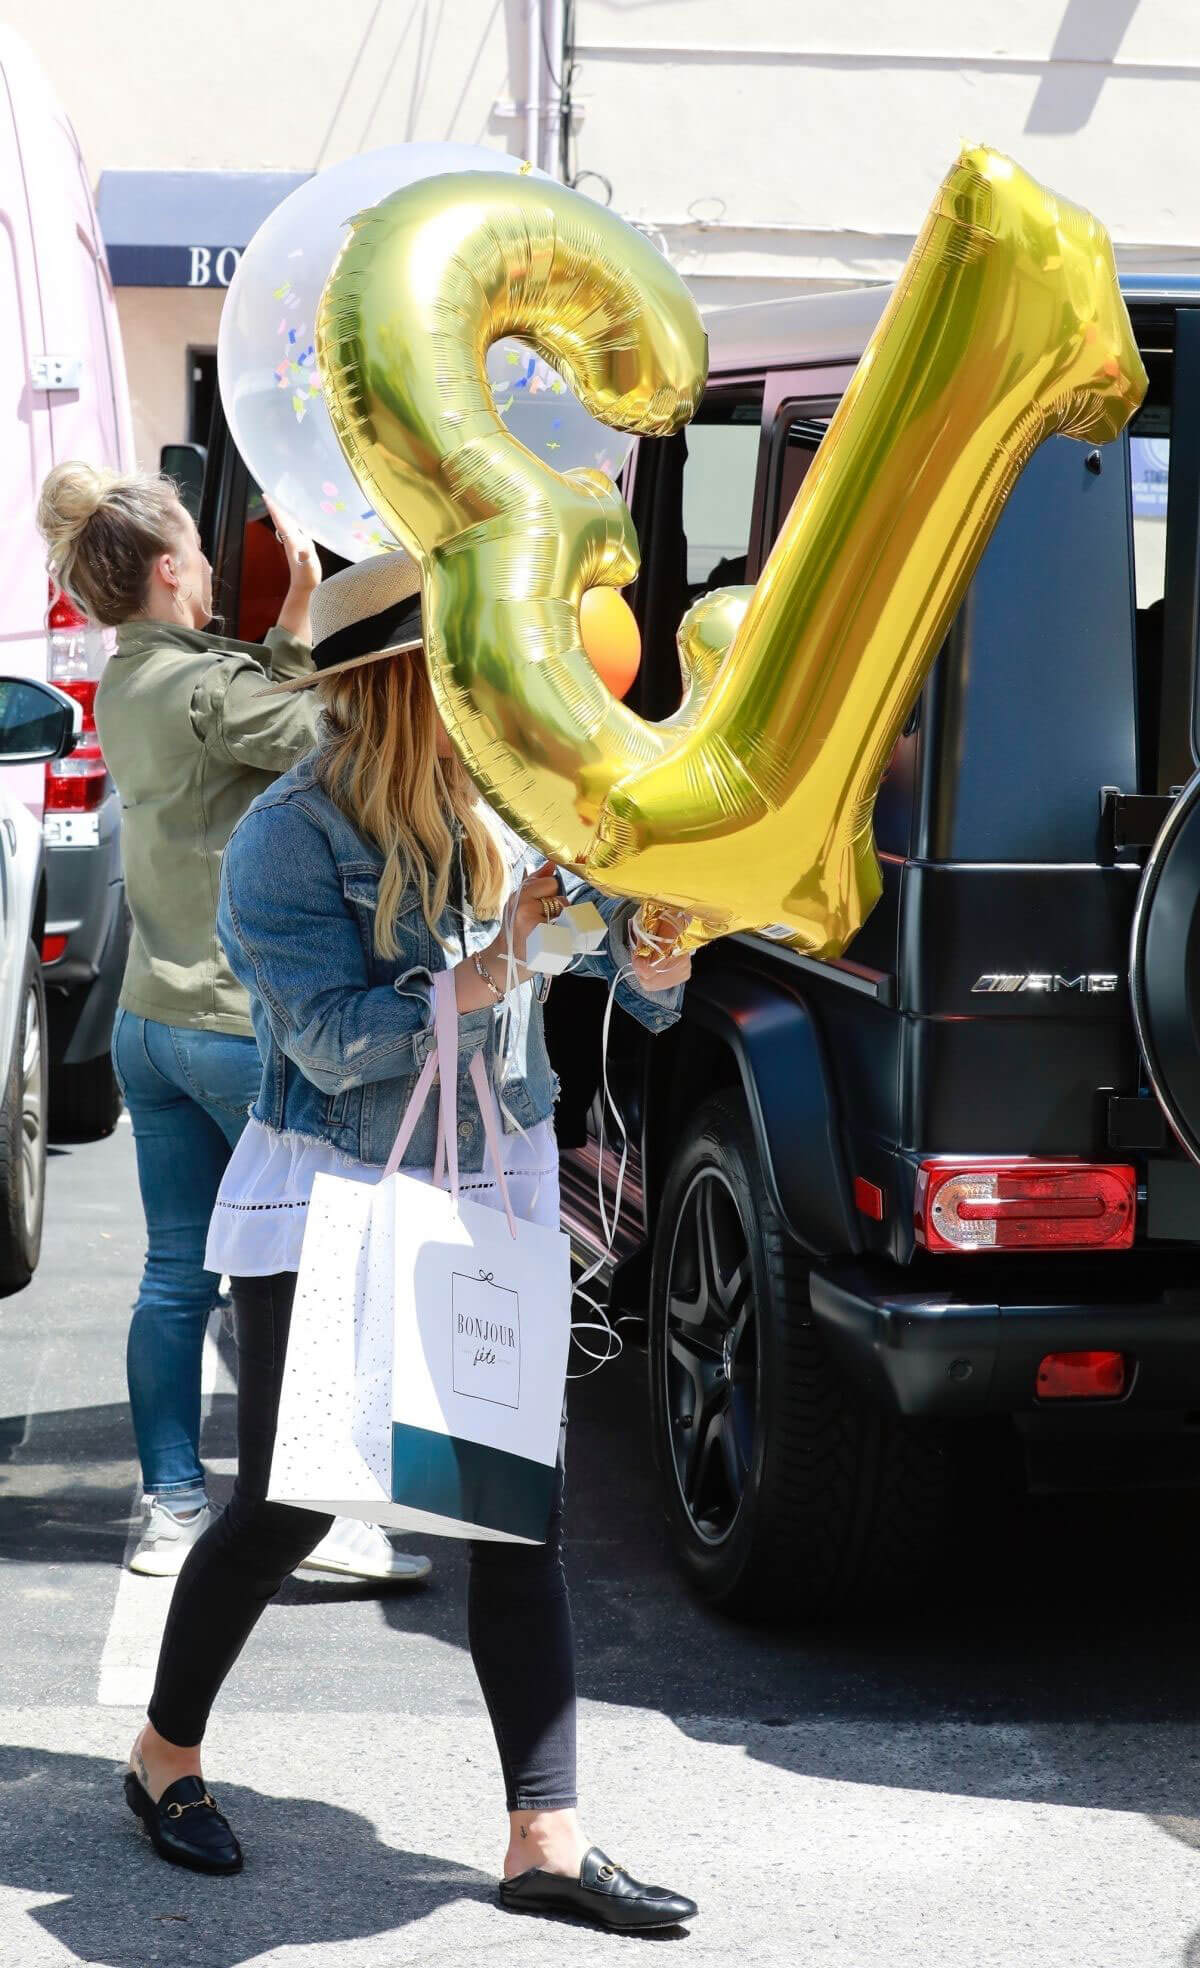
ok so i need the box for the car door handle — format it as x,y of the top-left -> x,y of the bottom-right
3,821 -> 16,853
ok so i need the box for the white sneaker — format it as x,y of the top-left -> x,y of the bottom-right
127,1498 -> 214,1577
295,1518 -> 432,1584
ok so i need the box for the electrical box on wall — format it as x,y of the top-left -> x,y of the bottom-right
31,355 -> 83,392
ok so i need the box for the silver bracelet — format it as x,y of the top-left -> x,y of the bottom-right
472,951 -> 504,1004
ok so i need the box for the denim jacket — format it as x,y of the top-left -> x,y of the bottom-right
217,754 -> 683,1171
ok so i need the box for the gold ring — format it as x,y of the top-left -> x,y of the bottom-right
541,898 -> 555,923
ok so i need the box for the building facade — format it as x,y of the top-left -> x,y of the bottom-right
14,0 -> 1200,464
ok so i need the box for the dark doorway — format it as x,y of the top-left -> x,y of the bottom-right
188,347 -> 218,446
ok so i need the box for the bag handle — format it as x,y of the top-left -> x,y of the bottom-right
381,1047 -> 437,1179
382,970 -> 458,1181
468,1049 -> 517,1239
381,970 -> 517,1238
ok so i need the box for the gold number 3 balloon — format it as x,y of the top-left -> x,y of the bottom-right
318,146 -> 1146,955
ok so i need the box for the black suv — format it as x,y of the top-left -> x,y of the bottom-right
197,276 -> 1200,1621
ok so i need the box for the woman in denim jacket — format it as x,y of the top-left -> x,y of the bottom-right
124,552 -> 700,1935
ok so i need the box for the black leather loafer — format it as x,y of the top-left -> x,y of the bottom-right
124,1771 -> 243,1874
499,1845 -> 698,1931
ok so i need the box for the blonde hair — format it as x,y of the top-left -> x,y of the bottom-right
315,654 -> 506,956
36,462 -> 185,625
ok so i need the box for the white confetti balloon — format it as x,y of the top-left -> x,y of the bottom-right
217,143 -> 635,563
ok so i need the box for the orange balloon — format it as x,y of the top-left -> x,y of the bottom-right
580,587 -> 641,700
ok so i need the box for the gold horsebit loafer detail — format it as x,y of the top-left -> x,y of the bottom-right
123,1771 -> 243,1875
165,1790 -> 218,1819
499,1845 -> 698,1931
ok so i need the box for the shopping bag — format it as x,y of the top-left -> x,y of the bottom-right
268,970 -> 571,1542
264,1157 -> 394,1521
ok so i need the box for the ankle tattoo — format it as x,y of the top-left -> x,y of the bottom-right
133,1747 -> 150,1790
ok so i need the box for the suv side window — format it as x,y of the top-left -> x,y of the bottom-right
1130,401 -> 1168,792
680,398 -> 762,596
1132,425 -> 1169,610
1128,310 -> 1200,796
553,387 -> 764,1144
766,402 -> 1142,865
933,434 -> 1137,860
629,388 -> 763,723
764,406 -> 915,859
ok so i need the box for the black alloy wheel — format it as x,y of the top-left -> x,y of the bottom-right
661,1164 -> 758,1547
649,1090 -> 949,1619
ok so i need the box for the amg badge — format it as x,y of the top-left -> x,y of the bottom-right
970,973 -> 1120,994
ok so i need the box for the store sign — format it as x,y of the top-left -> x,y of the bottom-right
105,243 -> 245,288
99,170 -> 310,289
187,246 -> 243,287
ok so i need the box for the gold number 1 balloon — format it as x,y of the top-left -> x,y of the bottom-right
318,147 -> 1145,955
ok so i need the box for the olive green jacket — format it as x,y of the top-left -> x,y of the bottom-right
95,621 -> 318,1036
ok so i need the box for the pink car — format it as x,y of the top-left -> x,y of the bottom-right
0,28 -> 134,1141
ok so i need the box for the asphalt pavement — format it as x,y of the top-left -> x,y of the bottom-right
2,1118 -> 1200,1965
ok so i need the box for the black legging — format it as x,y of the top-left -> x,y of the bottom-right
148,1271 -> 577,1811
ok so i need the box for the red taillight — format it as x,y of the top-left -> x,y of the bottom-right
1037,1350 -> 1127,1399
853,1176 -> 884,1220
41,934 -> 68,966
915,1160 -> 1135,1253
58,678 -> 97,725
45,677 -> 107,812
47,585 -> 88,632
47,578 -> 108,687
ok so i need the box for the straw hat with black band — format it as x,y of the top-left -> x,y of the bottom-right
263,551 -> 424,694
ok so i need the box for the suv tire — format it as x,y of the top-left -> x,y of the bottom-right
649,1091 -> 948,1618
0,944 -> 48,1293
50,1051 -> 122,1142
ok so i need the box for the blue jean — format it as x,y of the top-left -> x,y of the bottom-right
112,1010 -> 262,1502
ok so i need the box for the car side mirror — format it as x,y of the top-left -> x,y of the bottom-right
0,677 -> 80,763
160,441 -> 206,524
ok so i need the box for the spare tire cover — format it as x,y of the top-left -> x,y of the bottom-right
1130,767 -> 1200,1165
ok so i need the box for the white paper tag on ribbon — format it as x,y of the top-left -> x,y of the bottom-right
525,901 -> 609,973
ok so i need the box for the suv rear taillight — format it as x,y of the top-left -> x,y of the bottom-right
45,582 -> 109,815
914,1160 -> 1135,1253
1037,1351 -> 1128,1399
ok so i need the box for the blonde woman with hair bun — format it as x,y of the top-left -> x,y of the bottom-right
36,463 -> 428,1590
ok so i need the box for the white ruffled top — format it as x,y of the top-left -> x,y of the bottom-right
205,1113 -> 560,1279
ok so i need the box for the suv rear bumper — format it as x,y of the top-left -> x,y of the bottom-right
809,1258 -> 1200,1420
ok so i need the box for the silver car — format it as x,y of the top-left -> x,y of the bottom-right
0,677 -> 80,1290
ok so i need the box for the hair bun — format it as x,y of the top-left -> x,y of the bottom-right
36,461 -> 119,570
35,460 -> 183,625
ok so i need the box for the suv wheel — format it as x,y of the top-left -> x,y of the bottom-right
50,1050 -> 122,1141
0,944 -> 47,1292
649,1091 -> 948,1618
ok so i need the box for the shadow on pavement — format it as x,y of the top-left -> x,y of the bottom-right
383,1334 -> 1200,1705
0,1744 -> 493,1968
8,1310 -> 1200,1827
0,1396 -> 237,1566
